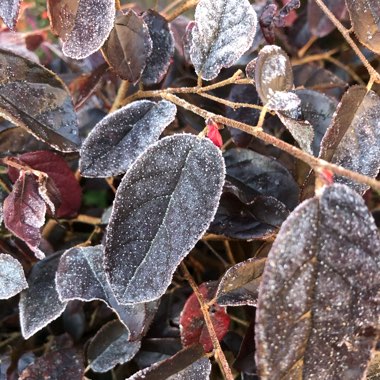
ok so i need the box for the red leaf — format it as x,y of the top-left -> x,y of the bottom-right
8,151 -> 81,218
206,119 -> 223,148
179,282 -> 230,352
3,171 -> 46,259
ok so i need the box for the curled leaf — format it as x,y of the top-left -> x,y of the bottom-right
87,320 -> 141,373
346,0 -> 380,54
190,0 -> 258,80
0,48 -> 80,152
256,184 -> 380,379
105,134 -> 225,304
47,0 -> 116,59
0,253 -> 28,299
80,100 -> 177,177
102,10 -> 153,83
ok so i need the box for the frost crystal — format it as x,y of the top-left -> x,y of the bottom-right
0,253 -> 28,299
266,90 -> 301,111
0,0 -> 21,29
190,0 -> 257,80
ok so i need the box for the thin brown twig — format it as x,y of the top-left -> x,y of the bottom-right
180,262 -> 234,380
110,80 -> 129,113
324,56 -> 365,85
166,0 -> 199,22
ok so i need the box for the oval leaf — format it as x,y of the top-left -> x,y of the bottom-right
80,100 -> 177,177
346,0 -> 380,54
102,10 -> 153,83
319,86 -> 380,193
47,0 -> 116,59
0,253 -> 28,299
255,45 -> 293,105
19,254 -> 67,339
190,0 -> 258,80
256,184 -> 380,379
216,257 -> 266,307
56,245 -> 157,339
87,320 -> 141,373
105,134 -> 225,304
0,48 -> 81,152
0,0 -> 21,29
141,10 -> 174,86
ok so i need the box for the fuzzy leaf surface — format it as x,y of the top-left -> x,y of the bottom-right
8,151 -> 81,218
141,10 -> 174,85
19,254 -> 67,339
87,320 -> 141,373
0,253 -> 28,299
255,45 -> 293,105
256,184 -> 380,379
3,171 -> 46,258
105,134 -> 225,304
80,100 -> 177,177
0,0 -> 21,29
56,245 -> 157,339
102,10 -> 152,83
216,257 -> 266,307
190,0 -> 257,80
319,86 -> 380,193
47,0 -> 115,59
346,0 -> 380,54
0,49 -> 80,152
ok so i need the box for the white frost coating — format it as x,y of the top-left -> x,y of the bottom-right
260,46 -> 288,85
266,90 -> 301,112
80,100 -> 177,177
62,0 -> 115,59
0,253 -> 28,299
0,0 -> 21,29
167,357 -> 212,380
105,134 -> 226,304
190,0 -> 257,80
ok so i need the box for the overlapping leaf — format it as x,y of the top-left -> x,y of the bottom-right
0,49 -> 80,152
216,257 -> 266,307
0,253 -> 28,299
319,86 -> 380,193
47,0 -> 115,59
256,184 -> 380,379
102,10 -> 152,83
141,10 -> 174,85
0,0 -> 21,29
80,100 -> 177,177
19,253 -> 67,339
87,320 -> 141,373
105,134 -> 225,304
190,0 -> 258,80
56,245 -> 157,339
346,0 -> 380,54
3,171 -> 46,259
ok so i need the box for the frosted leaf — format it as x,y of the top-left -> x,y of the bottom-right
346,0 -> 380,54
127,345 -> 206,380
319,86 -> 380,193
105,134 -> 225,304
277,112 -> 314,155
102,10 -> 153,83
56,245 -> 157,339
255,184 -> 380,379
190,0 -> 258,80
19,253 -> 67,339
141,10 -> 174,85
266,90 -> 300,111
0,0 -> 21,29
87,320 -> 141,373
3,171 -> 46,259
0,48 -> 80,152
80,100 -> 177,177
0,253 -> 28,299
49,0 -> 116,60
255,45 -> 293,105
216,257 -> 266,307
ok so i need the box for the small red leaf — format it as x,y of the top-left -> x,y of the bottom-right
8,151 -> 81,218
3,171 -> 46,259
206,119 -> 223,148
179,282 -> 230,352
